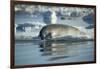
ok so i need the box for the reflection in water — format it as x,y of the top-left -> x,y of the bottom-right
15,40 -> 94,65
39,41 -> 90,61
48,56 -> 70,61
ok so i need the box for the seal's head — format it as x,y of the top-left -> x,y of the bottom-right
39,26 -> 52,40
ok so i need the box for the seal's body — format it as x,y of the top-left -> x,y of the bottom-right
39,24 -> 86,40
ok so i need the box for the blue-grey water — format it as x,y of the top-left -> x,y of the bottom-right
15,40 -> 94,65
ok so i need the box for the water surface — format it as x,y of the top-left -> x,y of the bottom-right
15,40 -> 94,65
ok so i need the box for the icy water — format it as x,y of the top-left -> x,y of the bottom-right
15,40 -> 94,65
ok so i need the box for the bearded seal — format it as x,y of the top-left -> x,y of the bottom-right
39,24 -> 87,40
